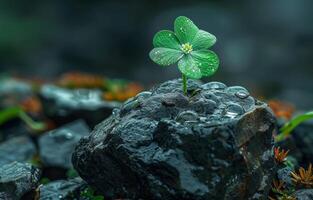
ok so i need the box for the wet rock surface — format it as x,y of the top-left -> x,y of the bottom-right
294,189 -> 313,200
276,166 -> 294,189
0,78 -> 32,100
0,162 -> 41,200
38,177 -> 85,200
73,79 -> 277,200
39,120 -> 90,169
0,136 -> 36,166
39,85 -> 121,127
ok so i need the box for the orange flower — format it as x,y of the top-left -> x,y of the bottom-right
272,179 -> 284,192
21,97 -> 42,114
58,72 -> 105,89
274,147 -> 289,163
268,100 -> 294,120
291,164 -> 313,188
103,82 -> 143,102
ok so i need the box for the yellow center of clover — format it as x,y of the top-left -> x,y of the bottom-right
181,43 -> 193,54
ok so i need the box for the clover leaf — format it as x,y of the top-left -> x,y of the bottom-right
149,16 -> 219,94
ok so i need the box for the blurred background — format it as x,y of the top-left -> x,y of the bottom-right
0,0 -> 312,109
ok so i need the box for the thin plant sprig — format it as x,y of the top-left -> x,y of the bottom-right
275,111 -> 313,142
149,16 -> 219,95
0,106 -> 46,131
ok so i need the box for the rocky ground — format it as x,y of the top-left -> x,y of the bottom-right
0,76 -> 313,200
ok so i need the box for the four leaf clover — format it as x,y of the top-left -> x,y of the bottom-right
149,16 -> 219,81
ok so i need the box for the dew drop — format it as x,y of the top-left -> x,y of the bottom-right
223,103 -> 244,119
226,86 -> 248,94
224,111 -> 238,119
112,108 -> 120,117
64,132 -> 73,139
235,91 -> 250,99
136,91 -> 152,99
202,82 -> 226,90
176,110 -> 198,123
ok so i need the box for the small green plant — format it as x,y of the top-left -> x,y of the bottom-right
0,106 -> 46,131
66,168 -> 79,178
149,16 -> 219,94
275,111 -> 313,142
80,187 -> 104,200
270,179 -> 296,200
39,177 -> 51,185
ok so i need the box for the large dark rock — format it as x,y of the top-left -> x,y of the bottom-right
39,85 -> 121,127
0,162 -> 41,200
72,79 -> 277,200
39,120 -> 90,169
38,178 -> 85,200
0,136 -> 36,166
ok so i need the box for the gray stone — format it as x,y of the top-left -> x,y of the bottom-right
72,79 -> 277,200
0,78 -> 32,97
38,178 -> 85,200
0,162 -> 41,200
0,136 -> 36,166
39,85 -> 121,127
39,120 -> 90,169
277,166 -> 293,188
295,189 -> 313,200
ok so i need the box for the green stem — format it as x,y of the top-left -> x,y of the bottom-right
275,111 -> 313,142
0,106 -> 46,132
182,74 -> 187,95
19,111 -> 46,131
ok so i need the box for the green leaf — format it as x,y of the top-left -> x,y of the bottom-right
149,47 -> 183,66
178,55 -> 202,79
40,177 -> 51,185
19,111 -> 46,131
0,107 -> 22,126
174,16 -> 199,44
153,30 -> 181,50
0,106 -> 45,131
66,168 -> 79,178
192,30 -> 216,50
275,111 -> 313,142
191,50 -> 219,77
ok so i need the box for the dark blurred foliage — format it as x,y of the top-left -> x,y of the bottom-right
0,0 -> 312,109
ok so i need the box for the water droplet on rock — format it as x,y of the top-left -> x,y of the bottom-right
202,92 -> 219,103
112,108 -> 120,118
226,86 -> 248,94
64,132 -> 73,139
121,99 -> 140,115
136,91 -> 152,99
176,111 -> 198,123
223,103 -> 244,119
235,91 -> 250,99
199,117 -> 207,122
49,129 -> 74,141
202,82 -> 226,90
